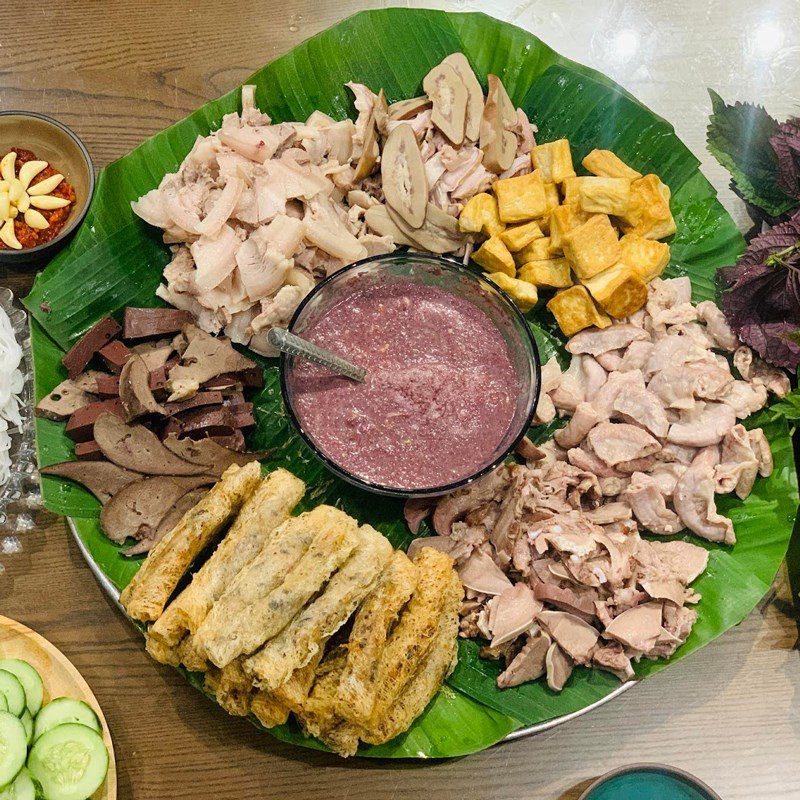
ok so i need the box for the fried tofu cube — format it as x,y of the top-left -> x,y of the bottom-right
472,236 -> 516,276
514,236 -> 552,266
544,180 -> 560,214
582,149 -> 642,180
618,234 -> 670,282
618,174 -> 676,239
561,176 -> 587,205
536,215 -> 551,235
582,264 -> 648,318
518,258 -> 572,288
562,214 -> 620,279
547,285 -> 611,336
458,192 -> 506,237
486,272 -> 538,312
500,220 -> 544,252
494,171 -> 548,223
531,139 -> 576,183
549,204 -> 591,253
578,177 -> 631,216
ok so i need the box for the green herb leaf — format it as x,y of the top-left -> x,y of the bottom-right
707,89 -> 798,218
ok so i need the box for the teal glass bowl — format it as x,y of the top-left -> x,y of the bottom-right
579,764 -> 722,800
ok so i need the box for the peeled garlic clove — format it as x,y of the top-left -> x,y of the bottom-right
27,173 -> 64,196
0,180 -> 8,193
16,193 -> 29,213
7,179 -> 24,204
0,152 -> 16,182
24,208 -> 49,230
0,219 -> 21,249
18,160 -> 48,190
28,194 -> 70,210
0,194 -> 9,221
9,206 -> 18,219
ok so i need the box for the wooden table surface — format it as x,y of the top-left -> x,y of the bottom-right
2,2 -> 799,798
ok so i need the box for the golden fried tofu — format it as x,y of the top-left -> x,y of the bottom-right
618,174 -> 676,239
544,180 -> 560,214
582,149 -> 642,180
561,176 -> 588,205
473,235 -> 516,276
458,192 -> 506,238
562,214 -> 620,279
500,220 -> 543,252
494,170 -> 548,222
578,177 -> 631,216
513,236 -> 552,266
518,258 -> 572,289
546,286 -> 611,336
582,264 -> 648,318
537,215 -> 551,235
486,272 -> 539,312
531,139 -> 576,183
618,234 -> 670,282
549,204 -> 590,253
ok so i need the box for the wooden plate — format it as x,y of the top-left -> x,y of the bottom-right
0,615 -> 117,799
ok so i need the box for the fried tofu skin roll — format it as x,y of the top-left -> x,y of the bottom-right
337,551 -> 418,725
197,507 -> 357,667
150,469 -> 305,648
361,567 -> 462,745
363,548 -> 454,727
121,461 -> 261,622
250,692 -> 290,729
244,525 -> 392,691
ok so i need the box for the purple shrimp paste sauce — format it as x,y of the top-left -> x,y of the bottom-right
287,279 -> 520,490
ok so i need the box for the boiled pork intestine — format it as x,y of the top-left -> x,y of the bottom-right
411,279 -> 786,691
132,64 -> 535,353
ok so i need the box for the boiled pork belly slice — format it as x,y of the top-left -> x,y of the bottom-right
497,631 -> 551,689
537,610 -> 599,665
190,225 -> 240,293
603,601 -> 663,652
623,472 -> 681,536
673,451 -> 735,545
586,422 -> 661,467
487,583 -> 542,647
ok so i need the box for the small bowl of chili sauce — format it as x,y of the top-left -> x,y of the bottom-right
0,112 -> 94,265
281,252 -> 542,498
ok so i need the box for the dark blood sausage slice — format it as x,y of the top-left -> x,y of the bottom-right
123,308 -> 193,340
99,340 -> 132,373
65,399 -> 124,442
202,368 -> 264,391
74,441 -> 104,460
62,317 -> 122,378
94,375 -> 120,397
162,391 -> 225,416
162,433 -> 265,476
150,358 -> 180,391
93,413 -> 207,475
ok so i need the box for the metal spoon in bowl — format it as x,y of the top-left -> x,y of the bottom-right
267,327 -> 367,383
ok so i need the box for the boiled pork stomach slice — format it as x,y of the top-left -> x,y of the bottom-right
586,422 -> 660,467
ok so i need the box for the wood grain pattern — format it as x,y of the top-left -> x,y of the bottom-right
1,1 -> 799,798
0,615 -> 117,800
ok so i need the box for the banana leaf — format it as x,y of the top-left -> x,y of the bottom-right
26,9 -> 797,758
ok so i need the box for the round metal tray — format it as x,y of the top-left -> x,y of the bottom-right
67,518 -> 636,746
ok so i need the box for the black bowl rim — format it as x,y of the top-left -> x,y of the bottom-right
577,762 -> 723,800
279,251 -> 541,498
0,110 -> 95,257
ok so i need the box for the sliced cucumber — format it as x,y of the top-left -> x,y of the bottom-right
0,767 -> 36,800
0,673 -> 25,719
0,711 -> 26,788
0,695 -> 7,713
32,699 -> 100,743
0,661 -> 43,717
27,724 -> 108,800
18,710 -> 32,747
